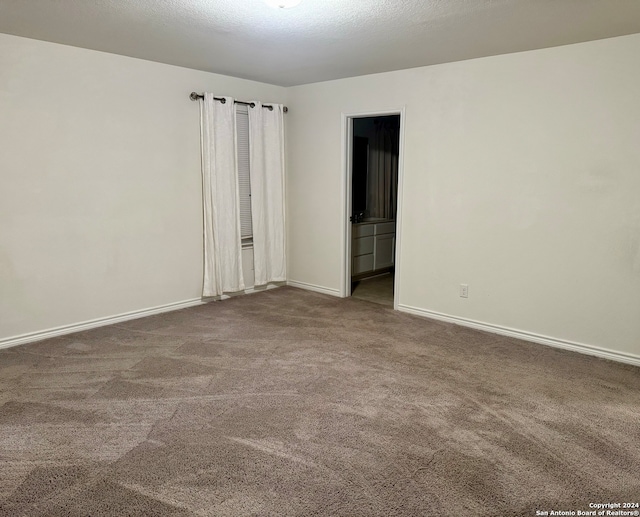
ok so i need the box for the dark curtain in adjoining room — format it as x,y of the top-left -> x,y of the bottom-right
367,117 -> 399,220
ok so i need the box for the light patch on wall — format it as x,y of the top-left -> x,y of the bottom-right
508,196 -> 543,230
581,165 -> 619,192
263,0 -> 302,8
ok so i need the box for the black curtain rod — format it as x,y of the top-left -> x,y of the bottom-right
190,92 -> 288,113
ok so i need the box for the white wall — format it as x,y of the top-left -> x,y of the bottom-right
286,34 -> 640,360
0,33 -> 286,342
2,32 -> 639,361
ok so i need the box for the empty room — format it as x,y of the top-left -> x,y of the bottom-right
1,1 -> 639,515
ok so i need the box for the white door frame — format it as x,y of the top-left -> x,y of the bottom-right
340,107 -> 406,310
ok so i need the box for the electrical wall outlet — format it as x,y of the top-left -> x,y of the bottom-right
460,284 -> 469,298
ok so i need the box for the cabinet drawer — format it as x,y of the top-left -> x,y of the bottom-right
353,236 -> 374,256
353,254 -> 374,274
353,224 -> 374,238
375,222 -> 395,235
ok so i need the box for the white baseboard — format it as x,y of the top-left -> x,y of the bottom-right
398,304 -> 640,368
6,290 -> 635,368
0,283 -> 290,351
286,280 -> 342,297
0,298 -> 206,351
1,283 -> 290,350
217,282 -> 283,300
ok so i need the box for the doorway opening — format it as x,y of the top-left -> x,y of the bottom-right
343,111 -> 404,308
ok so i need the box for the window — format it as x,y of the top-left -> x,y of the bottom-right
236,105 -> 253,246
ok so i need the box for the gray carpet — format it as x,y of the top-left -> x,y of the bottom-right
0,286 -> 638,516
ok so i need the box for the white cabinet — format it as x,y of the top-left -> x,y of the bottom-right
352,223 -> 375,275
352,221 -> 395,277
353,224 -> 374,238
353,254 -> 374,275
353,235 -> 374,256
374,233 -> 395,270
376,222 -> 395,235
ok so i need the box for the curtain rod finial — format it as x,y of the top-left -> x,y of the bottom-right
190,92 -> 200,101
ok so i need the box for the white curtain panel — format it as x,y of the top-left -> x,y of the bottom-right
199,94 -> 245,297
248,103 -> 286,286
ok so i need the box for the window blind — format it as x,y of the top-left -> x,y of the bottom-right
236,105 -> 253,241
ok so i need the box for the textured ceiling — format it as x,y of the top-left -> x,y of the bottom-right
1,0 -> 640,86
